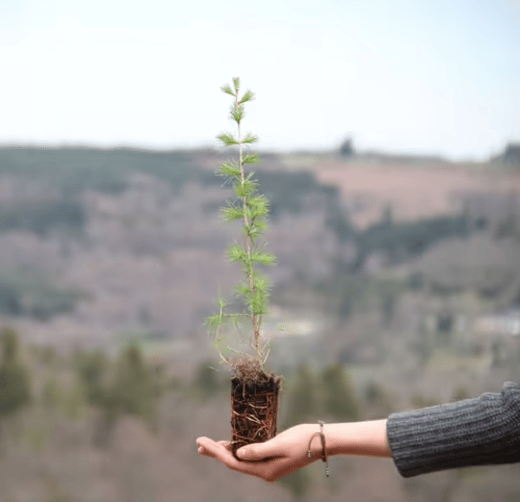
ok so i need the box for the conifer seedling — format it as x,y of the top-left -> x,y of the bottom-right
206,78 -> 281,456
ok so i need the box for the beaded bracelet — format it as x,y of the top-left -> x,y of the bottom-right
307,420 -> 329,477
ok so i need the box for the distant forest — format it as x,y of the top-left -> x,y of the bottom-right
0,146 -> 348,233
0,145 -> 489,302
0,146 -> 485,262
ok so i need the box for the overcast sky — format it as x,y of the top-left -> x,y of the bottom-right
1,0 -> 519,161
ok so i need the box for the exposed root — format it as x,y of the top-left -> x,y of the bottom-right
230,363 -> 282,459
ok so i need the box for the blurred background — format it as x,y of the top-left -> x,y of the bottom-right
0,0 -> 519,501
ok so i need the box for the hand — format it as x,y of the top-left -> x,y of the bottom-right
196,424 -> 322,482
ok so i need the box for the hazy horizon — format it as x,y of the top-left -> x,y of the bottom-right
1,0 -> 519,162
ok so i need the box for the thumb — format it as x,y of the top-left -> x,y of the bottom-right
236,440 -> 278,461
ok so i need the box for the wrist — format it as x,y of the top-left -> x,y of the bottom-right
305,421 -> 330,477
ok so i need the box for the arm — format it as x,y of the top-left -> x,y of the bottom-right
198,381 -> 520,481
387,381 -> 520,477
197,419 -> 391,482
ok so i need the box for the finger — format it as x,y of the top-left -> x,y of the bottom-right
197,437 -> 218,459
196,436 -> 212,448
236,440 -> 283,461
197,438 -> 230,451
198,446 -> 210,457
197,437 -> 240,468
197,438 -> 230,448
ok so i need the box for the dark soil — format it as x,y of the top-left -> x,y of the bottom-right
230,371 -> 281,458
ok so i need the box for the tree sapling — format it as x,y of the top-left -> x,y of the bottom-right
206,77 -> 282,457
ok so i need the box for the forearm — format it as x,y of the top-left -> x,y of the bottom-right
318,419 -> 392,459
324,381 -> 520,478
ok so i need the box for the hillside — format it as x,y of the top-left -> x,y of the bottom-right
0,146 -> 518,382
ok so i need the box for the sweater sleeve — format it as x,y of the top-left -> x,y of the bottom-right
386,381 -> 520,478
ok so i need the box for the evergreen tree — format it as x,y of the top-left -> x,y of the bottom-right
76,349 -> 108,407
39,344 -> 57,367
63,380 -> 86,421
284,364 -> 317,425
0,327 -> 31,417
41,375 -> 61,409
364,380 -> 394,417
278,468 -> 312,501
339,137 -> 354,157
2,327 -> 18,363
321,364 -> 359,421
192,361 -> 220,401
276,365 -> 316,499
92,344 -> 157,447
108,344 -> 155,421
151,362 -> 167,399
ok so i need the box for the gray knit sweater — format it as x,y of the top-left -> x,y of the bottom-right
386,381 -> 520,477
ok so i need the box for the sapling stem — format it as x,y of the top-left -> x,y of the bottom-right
236,93 -> 261,360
